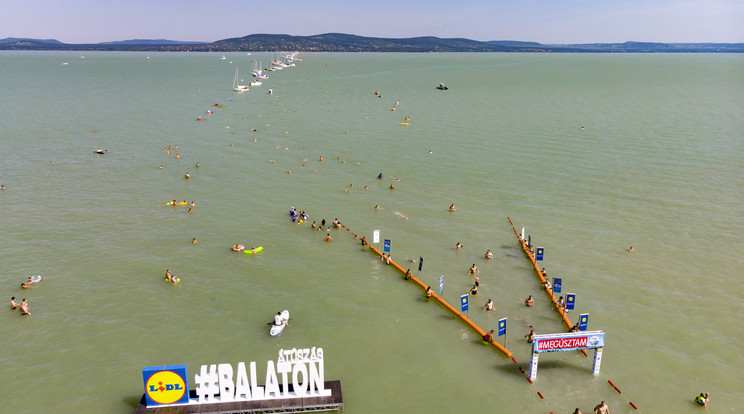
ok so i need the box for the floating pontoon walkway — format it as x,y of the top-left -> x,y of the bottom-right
134,381 -> 343,414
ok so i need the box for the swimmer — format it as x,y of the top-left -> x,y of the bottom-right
363,185 -> 368,189
0,185 -> 5,190
468,264 -> 478,274
524,295 -> 534,307
361,236 -> 368,245
694,392 -> 709,407
474,275 -> 479,286
425,286 -> 433,298
483,330 -> 494,342
20,283 -> 31,289
164,269 -> 177,283
172,199 -> 177,207
325,234 -> 332,242
593,400 -> 610,414
248,246 -> 257,254
175,154 -> 180,159
20,299 -> 30,315
455,242 -> 463,250
190,201 -> 195,209
484,249 -> 493,259
185,172 -> 190,179
525,329 -> 535,343
385,255 -> 391,265
389,184 -> 395,190
628,246 -> 634,252
470,284 -> 478,295
484,299 -> 494,311
159,165 -> 164,169
573,409 -> 582,414
26,276 -> 42,284
311,221 -> 317,229
542,279 -> 552,291
191,238 -> 197,244
449,204 -> 456,212
50,161 -> 54,165
377,173 -> 383,180
195,162 -> 199,168
10,296 -> 18,309
557,296 -> 566,312
374,204 -> 380,210
404,269 -> 412,279
319,156 -> 324,162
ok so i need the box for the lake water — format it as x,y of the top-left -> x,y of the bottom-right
1,51 -> 742,413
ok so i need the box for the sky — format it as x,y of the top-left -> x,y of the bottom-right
2,0 -> 743,44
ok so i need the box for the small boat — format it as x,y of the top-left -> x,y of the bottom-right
220,55 -> 227,60
196,117 -> 204,122
436,83 -> 448,90
233,68 -> 249,92
250,80 -> 262,86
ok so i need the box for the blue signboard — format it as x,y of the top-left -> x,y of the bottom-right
383,239 -> 391,253
498,318 -> 507,336
565,293 -> 576,310
578,313 -> 589,331
460,294 -> 469,312
535,247 -> 544,261
143,365 -> 190,407
418,257 -> 424,272
439,275 -> 444,295
553,277 -> 562,293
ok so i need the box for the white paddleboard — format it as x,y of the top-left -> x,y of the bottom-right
270,310 -> 290,336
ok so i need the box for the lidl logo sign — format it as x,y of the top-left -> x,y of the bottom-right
143,365 -> 189,406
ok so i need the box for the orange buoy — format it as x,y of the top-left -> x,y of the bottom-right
629,401 -> 638,410
537,391 -> 545,399
608,379 -> 622,393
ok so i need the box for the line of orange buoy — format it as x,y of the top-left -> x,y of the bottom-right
364,243 -> 515,360
507,217 -> 588,357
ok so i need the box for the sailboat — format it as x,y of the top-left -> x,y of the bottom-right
233,68 -> 249,92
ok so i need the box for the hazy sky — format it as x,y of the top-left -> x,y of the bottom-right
2,0 -> 742,44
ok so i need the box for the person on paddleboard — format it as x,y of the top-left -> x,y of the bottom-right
274,312 -> 287,326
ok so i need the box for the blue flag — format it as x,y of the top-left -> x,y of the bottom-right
418,257 -> 424,272
535,247 -> 544,261
527,235 -> 531,248
460,294 -> 469,312
383,239 -> 391,253
553,277 -> 562,293
578,313 -> 589,331
565,293 -> 576,310
498,318 -> 507,336
439,275 -> 444,295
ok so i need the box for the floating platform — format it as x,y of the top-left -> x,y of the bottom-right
134,380 -> 343,414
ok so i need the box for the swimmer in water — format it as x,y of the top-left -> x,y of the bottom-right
525,329 -> 535,343
192,238 -> 197,244
325,234 -> 332,242
20,283 -> 31,289
455,242 -> 463,250
468,264 -> 478,274
426,286 -> 433,298
11,296 -> 19,309
20,298 -> 31,315
628,246 -> 634,252
195,162 -> 199,168
449,204 -> 456,212
484,299 -> 494,311
185,172 -> 190,179
524,295 -> 534,307
484,249 -> 493,259
374,204 -> 380,210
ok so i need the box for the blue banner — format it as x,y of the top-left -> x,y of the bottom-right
527,235 -> 531,248
578,313 -> 589,331
383,239 -> 391,253
460,294 -> 469,312
535,247 -> 544,261
553,277 -> 562,293
498,318 -> 507,336
439,275 -> 444,295
565,293 -> 575,310
418,257 -> 424,272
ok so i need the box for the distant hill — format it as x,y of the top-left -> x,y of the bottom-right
99,39 -> 206,45
1,34 -> 742,53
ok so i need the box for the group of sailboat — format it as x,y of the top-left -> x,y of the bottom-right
232,54 -> 300,92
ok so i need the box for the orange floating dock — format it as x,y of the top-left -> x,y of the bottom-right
507,217 -> 588,357
367,244 -> 515,360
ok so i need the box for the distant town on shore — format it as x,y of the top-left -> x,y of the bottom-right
2,33 -> 742,53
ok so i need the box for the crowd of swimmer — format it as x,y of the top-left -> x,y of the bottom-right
10,276 -> 42,316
